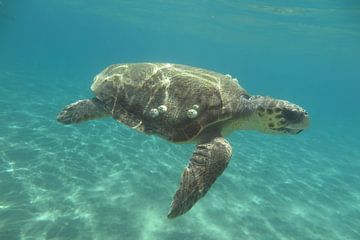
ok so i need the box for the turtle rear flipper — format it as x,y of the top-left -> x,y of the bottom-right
168,137 -> 232,218
57,97 -> 109,124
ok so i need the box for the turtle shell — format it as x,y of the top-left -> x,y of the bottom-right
91,63 -> 249,142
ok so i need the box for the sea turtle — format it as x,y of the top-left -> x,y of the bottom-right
57,63 -> 309,218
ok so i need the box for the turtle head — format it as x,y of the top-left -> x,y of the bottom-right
247,96 -> 309,135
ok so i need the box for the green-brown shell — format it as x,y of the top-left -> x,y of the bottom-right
91,63 -> 249,142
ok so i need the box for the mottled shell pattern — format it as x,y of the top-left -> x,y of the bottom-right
91,63 -> 249,142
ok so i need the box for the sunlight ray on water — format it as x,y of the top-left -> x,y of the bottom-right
0,71 -> 359,239
0,0 -> 360,239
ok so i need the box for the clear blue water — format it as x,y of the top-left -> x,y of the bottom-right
1,1 -> 359,239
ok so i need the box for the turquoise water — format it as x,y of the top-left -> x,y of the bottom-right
1,1 -> 360,239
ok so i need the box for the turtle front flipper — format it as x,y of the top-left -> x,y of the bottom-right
168,137 -> 232,218
57,97 -> 109,124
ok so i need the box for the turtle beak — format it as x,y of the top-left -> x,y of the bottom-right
286,110 -> 310,134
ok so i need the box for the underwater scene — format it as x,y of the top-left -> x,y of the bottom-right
0,1 -> 359,239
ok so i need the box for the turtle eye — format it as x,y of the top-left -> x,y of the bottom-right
282,109 -> 301,122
